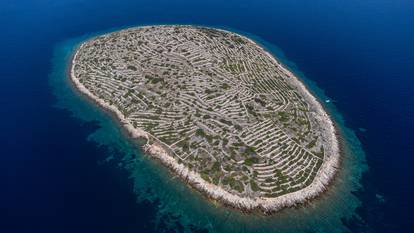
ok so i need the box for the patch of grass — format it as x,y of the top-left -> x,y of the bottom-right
250,180 -> 260,192
244,156 -> 259,166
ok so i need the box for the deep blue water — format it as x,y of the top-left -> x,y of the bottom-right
1,1 -> 413,232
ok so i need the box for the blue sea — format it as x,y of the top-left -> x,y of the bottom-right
1,1 -> 413,232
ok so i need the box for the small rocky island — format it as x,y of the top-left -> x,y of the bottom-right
71,25 -> 340,213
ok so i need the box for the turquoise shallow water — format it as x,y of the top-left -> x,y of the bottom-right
49,26 -> 367,233
3,1 -> 413,232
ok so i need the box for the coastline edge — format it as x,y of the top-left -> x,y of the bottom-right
69,25 -> 341,214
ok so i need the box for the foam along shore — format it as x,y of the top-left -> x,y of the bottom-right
70,26 -> 340,214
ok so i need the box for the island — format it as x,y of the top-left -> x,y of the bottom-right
70,25 -> 340,214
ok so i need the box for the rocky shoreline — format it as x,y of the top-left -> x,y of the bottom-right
69,26 -> 341,214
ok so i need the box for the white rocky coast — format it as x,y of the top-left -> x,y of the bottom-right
70,25 -> 340,213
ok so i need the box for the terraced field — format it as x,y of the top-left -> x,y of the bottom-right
72,25 -> 338,201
